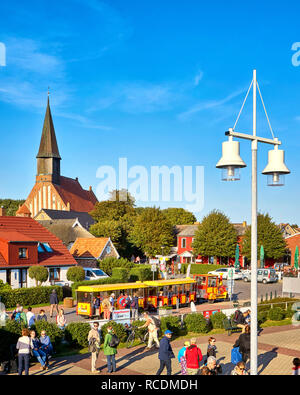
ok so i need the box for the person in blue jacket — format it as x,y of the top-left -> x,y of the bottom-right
156,330 -> 175,375
177,341 -> 190,375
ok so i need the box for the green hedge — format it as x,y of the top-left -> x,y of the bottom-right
181,264 -> 228,275
64,322 -> 91,348
0,286 -> 63,309
184,313 -> 210,333
129,265 -> 157,282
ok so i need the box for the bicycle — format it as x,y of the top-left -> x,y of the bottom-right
126,325 -> 149,349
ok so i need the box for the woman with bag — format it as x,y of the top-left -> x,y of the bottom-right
233,324 -> 251,363
103,325 -> 118,373
88,322 -> 101,374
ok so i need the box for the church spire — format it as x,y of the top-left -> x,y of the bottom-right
36,93 -> 61,185
36,94 -> 61,159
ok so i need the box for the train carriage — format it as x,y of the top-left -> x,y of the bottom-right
76,282 -> 148,318
192,273 -> 228,303
143,278 -> 197,308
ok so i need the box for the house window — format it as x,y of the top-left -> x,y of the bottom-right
49,268 -> 60,282
19,248 -> 28,259
181,238 -> 186,248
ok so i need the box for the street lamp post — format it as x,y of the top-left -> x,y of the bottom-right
216,70 -> 290,375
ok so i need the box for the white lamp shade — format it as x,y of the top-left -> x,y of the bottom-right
262,147 -> 290,175
216,139 -> 246,169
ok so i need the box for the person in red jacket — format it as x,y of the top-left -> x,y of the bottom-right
185,338 -> 203,375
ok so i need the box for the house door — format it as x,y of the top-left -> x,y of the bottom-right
19,268 -> 27,288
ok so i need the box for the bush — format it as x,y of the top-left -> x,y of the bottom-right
0,324 -> 20,362
184,313 -> 210,334
181,264 -> 227,275
160,315 -> 183,337
257,310 -> 268,325
0,279 -> 11,291
129,265 -> 156,282
101,320 -> 127,343
0,286 -> 63,309
67,267 -> 85,283
99,257 -> 134,276
64,322 -> 91,348
111,267 -> 129,283
268,307 -> 285,321
210,312 -> 227,329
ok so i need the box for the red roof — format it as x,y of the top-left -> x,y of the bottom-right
0,230 -> 37,242
0,216 -> 77,267
53,176 -> 97,213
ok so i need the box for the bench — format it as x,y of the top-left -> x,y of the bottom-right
222,318 -> 242,336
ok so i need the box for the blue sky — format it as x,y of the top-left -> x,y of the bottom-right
0,0 -> 300,225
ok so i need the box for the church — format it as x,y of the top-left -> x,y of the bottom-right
17,96 -> 98,217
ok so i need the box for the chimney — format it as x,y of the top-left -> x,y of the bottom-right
89,186 -> 92,191
243,221 -> 247,227
0,206 -> 6,216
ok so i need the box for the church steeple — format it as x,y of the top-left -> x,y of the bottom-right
36,94 -> 61,185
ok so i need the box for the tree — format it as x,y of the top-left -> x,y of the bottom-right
0,199 -> 25,216
66,266 -> 85,282
192,210 -> 237,264
242,213 -> 287,261
128,207 -> 174,257
89,189 -> 135,222
28,266 -> 49,286
89,189 -> 138,258
162,208 -> 197,227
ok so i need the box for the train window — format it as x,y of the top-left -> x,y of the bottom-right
208,278 -> 217,287
197,276 -> 206,285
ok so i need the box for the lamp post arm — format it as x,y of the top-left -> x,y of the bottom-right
225,130 -> 281,146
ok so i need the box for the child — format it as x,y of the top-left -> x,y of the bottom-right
206,337 -> 217,360
292,357 -> 300,375
177,341 -> 190,375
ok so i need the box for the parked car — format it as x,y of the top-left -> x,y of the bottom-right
208,268 -> 243,280
83,268 -> 109,281
242,268 -> 278,284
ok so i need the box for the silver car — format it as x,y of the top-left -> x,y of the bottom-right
242,268 -> 278,284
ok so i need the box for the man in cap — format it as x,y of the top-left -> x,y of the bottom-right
156,330 -> 175,375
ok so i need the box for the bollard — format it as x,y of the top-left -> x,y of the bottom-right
270,292 -> 273,300
266,293 -> 268,301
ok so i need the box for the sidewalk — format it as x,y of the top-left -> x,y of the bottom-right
5,324 -> 300,376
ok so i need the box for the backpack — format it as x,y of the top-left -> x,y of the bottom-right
232,310 -> 242,324
151,316 -> 161,331
109,334 -> 120,348
14,312 -> 21,322
88,338 -> 99,353
231,347 -> 243,364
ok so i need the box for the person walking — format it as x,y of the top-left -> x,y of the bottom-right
56,308 -> 67,330
231,361 -> 249,375
130,293 -> 139,321
156,330 -> 175,375
185,338 -> 203,375
140,312 -> 160,350
30,330 -> 47,370
103,325 -> 118,373
233,324 -> 251,363
88,322 -> 101,374
16,328 -> 32,375
49,289 -> 59,318
177,341 -> 190,375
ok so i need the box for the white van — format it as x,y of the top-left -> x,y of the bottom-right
83,268 -> 109,281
